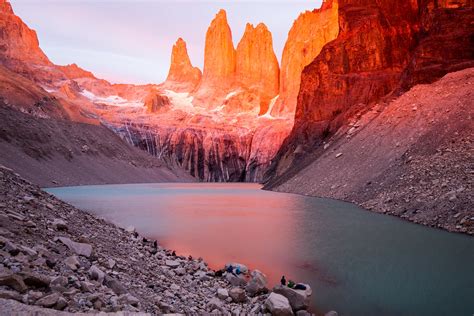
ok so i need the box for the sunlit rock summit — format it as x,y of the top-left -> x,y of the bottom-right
163,38 -> 202,92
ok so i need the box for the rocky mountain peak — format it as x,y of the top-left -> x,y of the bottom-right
235,21 -> 279,114
165,37 -> 202,91
201,8 -> 236,86
57,63 -> 96,80
0,0 -> 13,14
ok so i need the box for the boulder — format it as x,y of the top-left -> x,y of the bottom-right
207,297 -> 223,311
217,288 -> 229,300
165,260 -> 180,268
229,287 -> 247,303
273,285 -> 311,311
118,293 -> 139,307
52,219 -> 67,231
225,273 -> 247,286
49,276 -> 68,292
88,265 -> 105,284
21,272 -> 51,288
246,269 -> 268,296
35,292 -> 60,308
0,273 -> 27,293
325,311 -> 338,316
264,292 -> 294,316
55,236 -> 92,257
104,275 -> 127,295
64,255 -> 80,270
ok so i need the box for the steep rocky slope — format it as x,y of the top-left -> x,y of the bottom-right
267,68 -> 473,235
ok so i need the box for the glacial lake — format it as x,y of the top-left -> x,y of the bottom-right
46,183 -> 474,316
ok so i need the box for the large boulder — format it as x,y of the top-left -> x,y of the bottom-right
55,236 -> 92,257
225,273 -> 247,286
229,287 -> 247,303
273,284 -> 311,311
264,292 -> 294,316
245,269 -> 268,296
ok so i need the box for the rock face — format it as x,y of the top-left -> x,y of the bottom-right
235,23 -> 279,114
144,90 -> 170,113
400,3 -> 474,88
271,0 -> 339,116
267,0 -> 474,180
0,0 -> 65,83
201,9 -> 236,89
112,116 -> 293,182
164,38 -> 202,92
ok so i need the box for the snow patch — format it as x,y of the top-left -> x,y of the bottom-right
42,87 -> 56,94
164,90 -> 194,109
260,95 -> 279,119
80,89 -> 142,107
225,90 -> 239,100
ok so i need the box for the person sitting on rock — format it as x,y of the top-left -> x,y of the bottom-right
226,265 -> 234,274
281,275 -> 286,286
235,267 -> 242,275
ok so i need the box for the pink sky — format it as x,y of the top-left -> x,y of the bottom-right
10,0 -> 323,85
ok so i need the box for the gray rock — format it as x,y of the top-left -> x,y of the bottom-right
0,273 -> 27,292
229,287 -> 247,303
0,289 -> 23,302
50,276 -> 68,292
217,288 -> 229,300
56,296 -> 68,310
104,275 -> 127,295
226,273 -> 247,286
4,240 -> 19,255
324,311 -> 338,316
207,297 -> 223,311
175,267 -> 186,276
118,293 -> 139,307
52,219 -> 68,231
273,285 -> 310,311
88,265 -> 105,284
80,281 -> 95,293
107,258 -> 116,269
35,292 -> 60,308
246,269 -> 268,296
55,236 -> 92,257
21,272 -> 51,288
264,292 -> 293,316
64,255 -> 80,270
19,245 -> 37,257
165,260 -> 180,268
296,310 -> 312,316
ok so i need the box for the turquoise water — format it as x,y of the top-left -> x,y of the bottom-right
46,183 -> 474,316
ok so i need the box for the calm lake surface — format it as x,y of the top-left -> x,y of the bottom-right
46,183 -> 474,316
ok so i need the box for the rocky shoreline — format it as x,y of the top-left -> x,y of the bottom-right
0,165 -> 324,316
